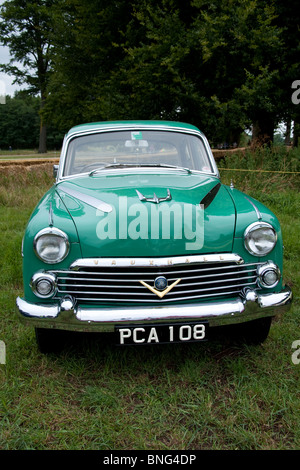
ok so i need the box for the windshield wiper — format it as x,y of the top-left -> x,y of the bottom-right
89,163 -> 192,176
137,163 -> 192,173
89,163 -> 137,176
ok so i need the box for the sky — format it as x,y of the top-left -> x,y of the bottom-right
0,0 -> 24,95
0,44 -> 24,96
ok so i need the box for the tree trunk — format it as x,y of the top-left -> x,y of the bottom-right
38,122 -> 47,153
285,119 -> 291,145
251,117 -> 274,147
293,121 -> 300,147
38,95 -> 47,153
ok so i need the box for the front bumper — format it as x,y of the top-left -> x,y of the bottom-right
16,286 -> 292,332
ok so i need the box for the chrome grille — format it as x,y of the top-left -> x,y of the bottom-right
52,258 -> 260,303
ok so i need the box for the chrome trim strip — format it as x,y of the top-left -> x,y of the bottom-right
55,267 -> 258,282
58,187 -> 112,213
244,196 -> 262,220
16,286 -> 292,331
70,253 -> 244,270
56,275 -> 256,290
55,286 -> 258,303
55,263 -> 259,277
49,202 -> 54,227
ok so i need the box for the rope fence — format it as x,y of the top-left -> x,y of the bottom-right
0,157 -> 299,175
219,168 -> 300,174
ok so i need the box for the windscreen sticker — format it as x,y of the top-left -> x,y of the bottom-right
131,131 -> 143,140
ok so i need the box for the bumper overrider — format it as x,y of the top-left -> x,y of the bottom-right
16,286 -> 292,332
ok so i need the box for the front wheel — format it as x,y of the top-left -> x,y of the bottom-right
35,327 -> 68,353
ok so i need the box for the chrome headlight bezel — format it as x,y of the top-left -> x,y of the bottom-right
257,262 -> 281,289
30,272 -> 57,298
34,227 -> 70,264
244,222 -> 277,257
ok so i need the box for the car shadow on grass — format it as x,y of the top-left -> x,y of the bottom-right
40,324 -> 259,366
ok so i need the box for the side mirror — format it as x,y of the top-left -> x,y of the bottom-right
53,164 -> 59,178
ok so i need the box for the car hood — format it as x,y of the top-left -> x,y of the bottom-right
56,171 -> 236,258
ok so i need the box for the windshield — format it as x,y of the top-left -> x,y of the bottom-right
63,130 -> 213,176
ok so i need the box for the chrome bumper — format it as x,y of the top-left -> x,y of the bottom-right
16,287 -> 292,332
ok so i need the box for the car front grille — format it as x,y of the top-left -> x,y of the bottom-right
52,256 -> 261,304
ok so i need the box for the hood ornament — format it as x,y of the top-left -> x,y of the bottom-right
136,189 -> 172,204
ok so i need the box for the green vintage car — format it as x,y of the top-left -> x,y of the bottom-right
16,121 -> 292,352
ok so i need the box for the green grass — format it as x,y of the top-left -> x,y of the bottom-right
0,151 -> 299,450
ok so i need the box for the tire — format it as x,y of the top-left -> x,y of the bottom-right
230,317 -> 273,345
35,327 -> 68,353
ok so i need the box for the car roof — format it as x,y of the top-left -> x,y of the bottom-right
66,120 -> 204,137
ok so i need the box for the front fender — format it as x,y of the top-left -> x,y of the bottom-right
22,187 -> 81,302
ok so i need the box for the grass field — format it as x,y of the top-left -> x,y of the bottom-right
0,150 -> 60,161
0,147 -> 299,450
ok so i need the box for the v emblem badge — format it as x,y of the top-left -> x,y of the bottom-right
139,279 -> 181,298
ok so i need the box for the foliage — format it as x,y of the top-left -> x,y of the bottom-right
42,0 -> 300,146
44,0 -> 134,132
0,93 -> 63,150
1,0 -> 300,146
0,0 -> 54,92
0,94 -> 39,149
0,0 -> 57,152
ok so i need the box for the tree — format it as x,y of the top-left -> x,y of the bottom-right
0,0 -> 56,152
89,0 -> 285,146
41,0 -> 300,148
273,0 -> 300,147
44,0 -> 135,131
0,92 -> 64,149
99,1 -> 194,121
189,0 -> 285,146
0,93 -> 39,149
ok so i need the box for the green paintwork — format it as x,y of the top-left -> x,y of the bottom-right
56,173 -> 235,258
66,120 -> 203,137
20,121 -> 284,303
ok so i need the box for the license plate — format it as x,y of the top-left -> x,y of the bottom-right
115,322 -> 208,345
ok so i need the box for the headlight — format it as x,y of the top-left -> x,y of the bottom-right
34,227 -> 70,264
244,222 -> 277,256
